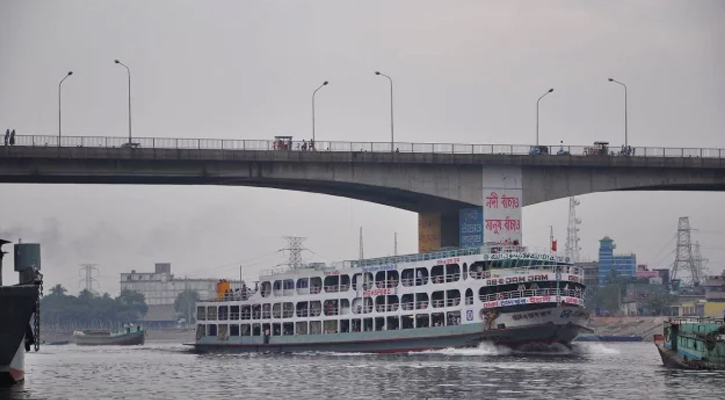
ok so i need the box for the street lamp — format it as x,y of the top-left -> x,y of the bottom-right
58,71 -> 73,146
312,81 -> 328,143
608,78 -> 628,147
536,88 -> 554,146
375,71 -> 394,152
114,59 -> 132,144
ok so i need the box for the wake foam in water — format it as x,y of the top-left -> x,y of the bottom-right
571,342 -> 621,355
413,342 -> 512,356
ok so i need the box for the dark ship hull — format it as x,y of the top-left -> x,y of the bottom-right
0,284 -> 38,386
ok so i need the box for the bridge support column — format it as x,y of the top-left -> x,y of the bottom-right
418,208 -> 469,252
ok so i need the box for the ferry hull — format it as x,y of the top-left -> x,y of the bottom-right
73,330 -> 145,346
193,320 -> 588,354
0,285 -> 38,386
654,334 -> 725,370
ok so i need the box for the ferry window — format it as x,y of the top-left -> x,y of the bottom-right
196,324 -> 205,339
401,269 -> 415,287
401,294 -> 414,311
260,281 -> 272,297
273,280 -> 282,296
208,324 -> 217,336
324,276 -> 340,293
415,293 -> 429,309
241,305 -> 251,320
310,321 -> 322,335
310,277 -> 322,294
363,318 -> 373,332
386,316 -> 399,330
386,270 -> 399,288
375,271 -> 386,288
401,315 -> 414,329
351,319 -> 361,332
445,264 -> 460,282
447,311 -> 461,326
340,275 -> 351,292
310,301 -> 322,316
324,320 -> 338,334
283,279 -> 295,293
283,322 -> 294,335
431,291 -> 444,308
324,299 -> 339,316
207,306 -> 218,320
296,278 -> 309,296
415,268 -> 429,286
296,301 -> 309,317
340,299 -> 350,315
432,312 -> 445,327
416,314 -> 430,328
262,304 -> 271,319
431,265 -> 444,284
465,288 -> 474,305
375,317 -> 385,331
272,323 -> 281,336
446,290 -> 461,307
262,323 -> 270,337
230,324 -> 240,336
252,305 -> 261,319
386,295 -> 399,312
470,261 -> 486,279
296,321 -> 308,335
283,302 -> 294,318
230,305 -> 240,320
375,296 -> 386,312
196,306 -> 206,321
252,323 -> 261,336
241,324 -> 251,336
462,263 -> 468,280
340,320 -> 350,333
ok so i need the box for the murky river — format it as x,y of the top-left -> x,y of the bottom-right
2,341 -> 725,399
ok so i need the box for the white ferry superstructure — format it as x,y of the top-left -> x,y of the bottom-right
193,244 -> 591,353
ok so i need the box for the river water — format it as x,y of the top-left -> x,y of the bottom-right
2,341 -> 725,400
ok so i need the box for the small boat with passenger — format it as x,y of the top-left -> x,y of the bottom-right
654,317 -> 725,370
72,324 -> 145,346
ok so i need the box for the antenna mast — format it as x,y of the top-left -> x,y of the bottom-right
671,217 -> 700,286
565,196 -> 582,262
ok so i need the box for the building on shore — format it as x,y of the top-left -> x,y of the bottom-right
579,261 -> 599,287
120,263 -> 240,327
597,236 -> 637,286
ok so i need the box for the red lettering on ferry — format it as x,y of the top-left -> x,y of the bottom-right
363,288 -> 391,296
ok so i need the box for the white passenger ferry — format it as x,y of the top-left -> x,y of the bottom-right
193,244 -> 591,353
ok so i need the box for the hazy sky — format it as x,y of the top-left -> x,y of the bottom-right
1,0 -> 724,295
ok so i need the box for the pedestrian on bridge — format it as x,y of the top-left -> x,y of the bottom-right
4,129 -> 8,146
9,129 -> 15,146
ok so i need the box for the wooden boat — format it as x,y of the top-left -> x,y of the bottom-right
72,325 -> 145,346
654,317 -> 725,370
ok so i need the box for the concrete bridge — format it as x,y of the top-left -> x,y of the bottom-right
3,134 -> 725,251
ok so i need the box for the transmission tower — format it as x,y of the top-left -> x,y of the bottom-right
671,217 -> 700,286
564,197 -> 582,262
78,264 -> 100,293
282,236 -> 307,269
693,241 -> 709,280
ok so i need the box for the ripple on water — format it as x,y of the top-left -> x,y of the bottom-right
2,342 -> 725,400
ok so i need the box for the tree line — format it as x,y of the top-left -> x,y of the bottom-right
41,284 -> 149,328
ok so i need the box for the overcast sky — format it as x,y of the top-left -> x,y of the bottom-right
1,0 -> 724,295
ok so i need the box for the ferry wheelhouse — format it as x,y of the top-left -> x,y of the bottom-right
193,244 -> 591,353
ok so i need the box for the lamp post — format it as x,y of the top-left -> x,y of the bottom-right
375,71 -> 394,152
114,60 -> 132,144
312,81 -> 328,143
58,71 -> 73,146
536,88 -> 554,146
608,78 -> 628,147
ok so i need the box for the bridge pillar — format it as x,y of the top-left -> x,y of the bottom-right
418,208 -> 475,252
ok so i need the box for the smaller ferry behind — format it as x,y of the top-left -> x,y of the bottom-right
654,317 -> 725,370
72,324 -> 145,346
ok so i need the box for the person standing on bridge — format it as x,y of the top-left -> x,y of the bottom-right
9,129 -> 15,146
4,129 -> 8,146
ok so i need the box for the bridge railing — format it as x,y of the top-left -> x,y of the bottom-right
7,134 -> 725,158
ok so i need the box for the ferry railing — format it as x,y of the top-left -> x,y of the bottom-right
310,309 -> 322,317
479,288 -> 583,302
465,296 -> 474,305
323,285 -> 340,293
296,310 -> 309,317
446,298 -> 462,307
324,308 -> 340,316
229,312 -> 240,320
282,311 -> 294,318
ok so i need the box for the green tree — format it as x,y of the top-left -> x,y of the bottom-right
115,289 -> 149,322
40,285 -> 149,327
49,284 -> 67,296
642,289 -> 678,316
174,289 -> 200,322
